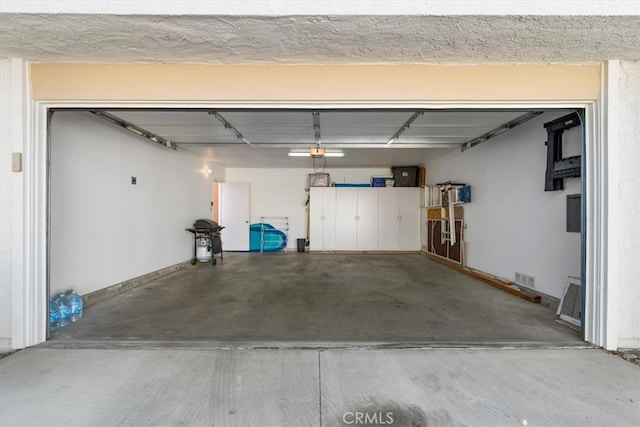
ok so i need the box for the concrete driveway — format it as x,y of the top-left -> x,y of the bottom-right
1,347 -> 638,426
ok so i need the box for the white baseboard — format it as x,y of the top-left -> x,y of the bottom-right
83,260 -> 192,307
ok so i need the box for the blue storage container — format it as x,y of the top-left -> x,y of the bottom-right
372,177 -> 386,187
458,185 -> 471,203
371,176 -> 394,187
334,183 -> 370,188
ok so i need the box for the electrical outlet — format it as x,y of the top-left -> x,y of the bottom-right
12,153 -> 22,172
131,176 -> 137,185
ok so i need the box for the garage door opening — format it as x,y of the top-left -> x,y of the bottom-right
45,107 -> 586,347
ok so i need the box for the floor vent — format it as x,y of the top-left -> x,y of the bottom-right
515,272 -> 535,289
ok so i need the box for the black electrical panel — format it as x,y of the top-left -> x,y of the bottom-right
566,194 -> 581,233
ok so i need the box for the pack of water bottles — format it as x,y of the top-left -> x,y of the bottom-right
49,290 -> 83,331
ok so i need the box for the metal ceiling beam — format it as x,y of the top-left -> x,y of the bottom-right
385,112 -> 423,146
460,111 -> 544,152
90,111 -> 176,149
209,111 -> 251,145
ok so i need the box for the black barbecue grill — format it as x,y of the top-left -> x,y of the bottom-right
186,219 -> 225,265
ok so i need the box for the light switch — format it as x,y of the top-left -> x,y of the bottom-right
12,153 -> 22,172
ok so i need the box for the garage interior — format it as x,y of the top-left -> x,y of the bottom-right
47,108 -> 584,346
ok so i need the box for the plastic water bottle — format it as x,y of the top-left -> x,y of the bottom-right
49,298 -> 60,331
65,290 -> 83,322
54,293 -> 71,327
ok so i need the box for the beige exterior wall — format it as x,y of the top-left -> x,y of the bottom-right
30,64 -> 600,102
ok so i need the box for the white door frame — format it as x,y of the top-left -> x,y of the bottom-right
17,94 -> 614,349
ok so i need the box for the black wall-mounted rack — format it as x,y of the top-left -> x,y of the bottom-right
544,112 -> 582,191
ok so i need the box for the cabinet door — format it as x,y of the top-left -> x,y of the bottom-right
335,188 -> 358,250
356,188 -> 379,250
310,188 -> 336,250
309,188 -> 324,250
398,188 -> 421,250
321,188 -> 336,249
377,188 -> 400,250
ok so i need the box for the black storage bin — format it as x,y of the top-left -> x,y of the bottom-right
297,238 -> 306,253
392,166 -> 419,187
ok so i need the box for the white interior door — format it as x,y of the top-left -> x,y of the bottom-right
220,182 -> 250,251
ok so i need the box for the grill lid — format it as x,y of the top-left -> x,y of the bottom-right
193,218 -> 220,230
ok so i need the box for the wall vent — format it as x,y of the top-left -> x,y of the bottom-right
515,272 -> 535,289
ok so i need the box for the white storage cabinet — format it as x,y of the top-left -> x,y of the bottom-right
310,187 -> 420,251
309,187 -> 336,250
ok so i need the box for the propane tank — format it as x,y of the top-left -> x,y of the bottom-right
196,237 -> 212,262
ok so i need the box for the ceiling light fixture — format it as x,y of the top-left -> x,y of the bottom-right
309,146 -> 325,158
288,151 -> 344,158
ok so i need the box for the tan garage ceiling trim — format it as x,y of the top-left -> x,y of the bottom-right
30,64 -> 600,102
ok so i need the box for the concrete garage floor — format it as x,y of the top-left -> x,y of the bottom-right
49,254 -> 581,345
1,347 -> 639,426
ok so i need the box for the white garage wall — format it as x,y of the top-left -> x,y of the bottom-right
425,112 -> 582,299
0,58 -> 23,348
616,61 -> 640,348
225,167 -> 392,249
50,112 -> 224,296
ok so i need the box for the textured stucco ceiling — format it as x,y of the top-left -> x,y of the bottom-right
0,14 -> 639,63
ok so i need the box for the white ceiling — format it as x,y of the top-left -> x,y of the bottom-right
97,109 -> 533,168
